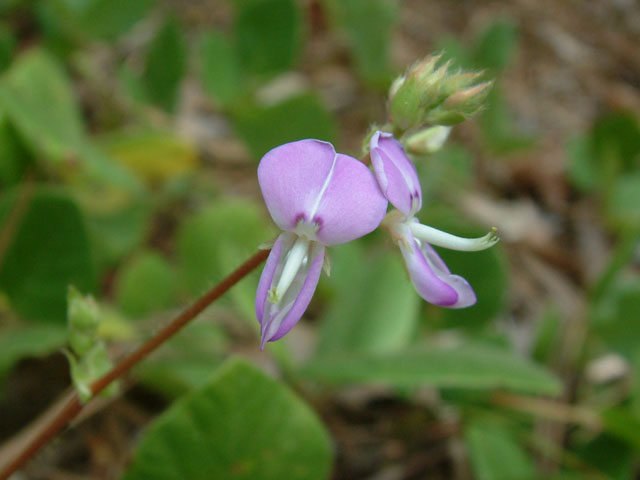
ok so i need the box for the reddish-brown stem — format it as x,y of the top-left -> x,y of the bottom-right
0,248 -> 270,480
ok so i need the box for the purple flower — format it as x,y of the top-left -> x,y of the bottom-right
256,139 -> 388,347
371,131 -> 498,308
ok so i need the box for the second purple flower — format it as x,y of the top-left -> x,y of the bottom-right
370,131 -> 499,308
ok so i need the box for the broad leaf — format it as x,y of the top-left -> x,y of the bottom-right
142,19 -> 187,112
0,48 -> 85,160
200,31 -> 243,106
324,0 -> 397,85
123,359 -> 333,480
233,0 -> 302,78
0,188 -> 94,323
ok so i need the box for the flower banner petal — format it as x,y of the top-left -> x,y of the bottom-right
312,153 -> 388,245
257,139 -> 338,233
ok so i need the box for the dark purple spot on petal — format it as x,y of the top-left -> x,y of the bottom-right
312,215 -> 324,231
292,212 -> 307,229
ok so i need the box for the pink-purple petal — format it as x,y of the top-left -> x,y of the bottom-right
255,233 -> 286,322
257,139 -> 338,233
257,235 -> 325,348
268,244 -> 325,342
258,139 -> 387,246
313,154 -> 388,245
370,131 -> 422,217
399,231 -> 476,308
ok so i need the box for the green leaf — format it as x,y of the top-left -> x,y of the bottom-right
590,112 -> 640,173
302,343 -> 561,394
0,23 -> 16,72
0,324 -> 67,382
591,278 -> 640,360
0,188 -> 94,323
176,200 -> 274,320
123,359 -> 333,480
233,94 -> 337,160
316,244 -> 419,354
114,251 -> 176,319
606,173 -> 640,228
0,49 -> 139,192
601,407 -> 640,451
324,0 -> 397,86
0,117 -> 32,187
566,134 -> 597,192
76,0 -> 152,40
575,434 -> 635,480
200,31 -> 243,106
472,20 -> 518,71
142,18 -> 187,112
0,48 -> 85,160
567,112 -> 640,194
233,0 -> 302,78
465,420 -> 535,480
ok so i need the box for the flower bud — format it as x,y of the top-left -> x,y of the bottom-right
443,82 -> 492,115
67,286 -> 100,332
389,54 -> 492,130
67,286 -> 103,357
406,126 -> 452,154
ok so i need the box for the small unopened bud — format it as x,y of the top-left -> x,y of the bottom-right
67,286 -> 99,332
442,72 -> 484,95
388,75 -> 406,99
389,53 -> 493,131
411,54 -> 441,83
425,81 -> 493,126
443,82 -> 492,115
406,126 -> 452,154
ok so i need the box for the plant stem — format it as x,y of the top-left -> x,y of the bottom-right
0,248 -> 270,480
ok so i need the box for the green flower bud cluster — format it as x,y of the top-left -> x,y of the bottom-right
389,55 -> 492,131
66,286 -> 117,403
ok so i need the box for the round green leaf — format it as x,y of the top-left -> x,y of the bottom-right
123,359 -> 333,480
